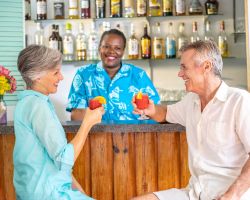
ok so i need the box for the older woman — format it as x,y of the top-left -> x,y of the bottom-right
13,45 -> 103,200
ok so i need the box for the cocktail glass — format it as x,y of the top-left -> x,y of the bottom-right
135,93 -> 149,120
89,99 -> 102,110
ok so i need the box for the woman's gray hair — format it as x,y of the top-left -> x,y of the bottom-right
17,45 -> 62,88
179,40 -> 223,78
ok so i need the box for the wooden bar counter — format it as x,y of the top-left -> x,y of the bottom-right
0,120 -> 189,200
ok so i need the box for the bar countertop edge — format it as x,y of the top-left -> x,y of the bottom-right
0,120 -> 186,134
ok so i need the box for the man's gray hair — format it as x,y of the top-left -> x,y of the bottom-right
17,45 -> 62,88
179,40 -> 223,78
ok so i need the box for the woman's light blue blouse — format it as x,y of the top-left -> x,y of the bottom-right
13,90 -> 92,200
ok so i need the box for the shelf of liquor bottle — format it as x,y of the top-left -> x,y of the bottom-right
26,13 -> 224,24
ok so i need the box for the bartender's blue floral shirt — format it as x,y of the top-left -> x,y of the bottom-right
66,62 -> 160,120
13,90 -> 93,200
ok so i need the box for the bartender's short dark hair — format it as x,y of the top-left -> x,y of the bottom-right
99,29 -> 126,49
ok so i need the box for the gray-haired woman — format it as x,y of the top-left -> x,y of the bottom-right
13,45 -> 103,200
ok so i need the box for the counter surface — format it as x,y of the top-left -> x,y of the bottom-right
0,120 -> 185,134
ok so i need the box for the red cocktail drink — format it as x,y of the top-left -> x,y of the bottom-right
135,93 -> 149,109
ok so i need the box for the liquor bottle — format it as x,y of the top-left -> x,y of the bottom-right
128,24 -> 139,59
152,22 -> 164,59
189,0 -> 203,15
80,0 -> 91,18
37,0 -> 47,20
34,22 -> 45,45
218,21 -> 228,57
55,25 -> 63,53
165,22 -> 176,58
69,0 -> 79,19
177,23 -> 188,57
141,24 -> 151,59
163,0 -> 173,16
190,21 -> 200,43
49,24 -> 59,50
124,0 -> 135,17
96,0 -> 106,18
148,0 -> 162,17
175,0 -> 185,16
204,20 -> 214,41
25,0 -> 31,20
53,0 -> 65,19
137,0 -> 147,17
110,0 -> 122,17
76,23 -> 87,61
88,23 -> 99,60
205,0 -> 219,15
63,23 -> 75,61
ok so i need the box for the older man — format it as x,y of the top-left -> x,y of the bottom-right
132,40 -> 250,200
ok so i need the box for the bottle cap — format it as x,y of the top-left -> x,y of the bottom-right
66,23 -> 72,30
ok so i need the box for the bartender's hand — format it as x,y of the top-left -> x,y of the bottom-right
83,107 -> 104,127
131,97 -> 156,118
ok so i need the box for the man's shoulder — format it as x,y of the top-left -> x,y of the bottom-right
77,63 -> 97,74
228,86 -> 250,100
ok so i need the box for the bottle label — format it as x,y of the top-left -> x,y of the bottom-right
37,1 -> 47,15
218,38 -> 228,56
176,0 -> 185,14
166,39 -> 176,56
111,0 -> 121,15
163,0 -> 172,12
69,9 -> 78,16
207,4 -> 217,14
25,1 -> 31,16
63,41 -> 74,54
141,39 -> 151,55
128,40 -> 139,55
69,0 -> 77,8
77,39 -> 87,50
153,38 -> 163,56
54,3 -> 64,17
81,0 -> 89,8
149,0 -> 160,7
178,38 -> 187,50
96,0 -> 104,7
49,40 -> 59,50
137,0 -> 147,15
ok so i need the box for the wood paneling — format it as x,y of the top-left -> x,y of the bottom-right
0,131 -> 190,200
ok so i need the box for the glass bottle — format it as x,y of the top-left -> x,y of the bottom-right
148,0 -> 162,16
175,0 -> 185,16
137,0 -> 147,17
218,21 -> 228,57
205,0 -> 219,15
69,0 -> 79,19
25,0 -> 31,20
189,0 -> 203,15
63,23 -> 75,61
34,22 -> 45,45
55,25 -> 63,53
53,0 -> 65,19
80,0 -> 91,18
96,0 -> 106,18
204,20 -> 214,41
49,24 -> 59,50
110,0 -> 122,17
88,22 -> 99,60
37,0 -> 47,20
152,22 -> 164,59
76,23 -> 87,61
190,21 -> 200,43
177,22 -> 188,57
124,0 -> 135,17
163,0 -> 173,16
128,23 -> 139,59
165,22 -> 176,58
141,24 -> 151,59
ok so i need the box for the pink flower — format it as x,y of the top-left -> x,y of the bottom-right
0,65 -> 16,95
0,65 -> 10,76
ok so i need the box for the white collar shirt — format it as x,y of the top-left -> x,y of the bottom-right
166,81 -> 250,200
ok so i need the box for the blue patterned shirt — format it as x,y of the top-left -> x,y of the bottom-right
66,62 -> 160,120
